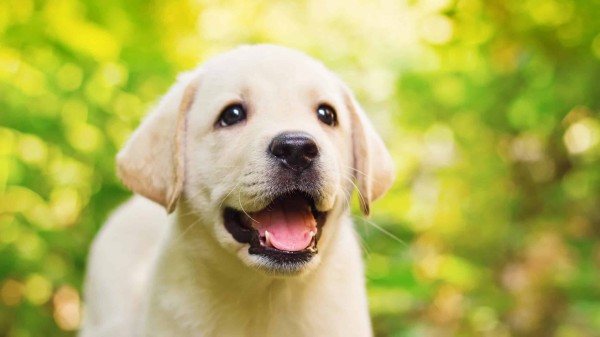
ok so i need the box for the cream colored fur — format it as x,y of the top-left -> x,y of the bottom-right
80,45 -> 394,337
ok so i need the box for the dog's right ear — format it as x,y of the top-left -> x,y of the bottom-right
341,82 -> 395,216
116,72 -> 201,213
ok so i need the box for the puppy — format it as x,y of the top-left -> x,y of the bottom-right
80,44 -> 394,337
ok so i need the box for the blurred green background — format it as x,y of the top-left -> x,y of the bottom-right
1,0 -> 600,336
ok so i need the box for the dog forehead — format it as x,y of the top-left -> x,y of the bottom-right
200,45 -> 338,91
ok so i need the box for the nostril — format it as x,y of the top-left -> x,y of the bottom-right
302,142 -> 318,159
270,140 -> 288,159
269,132 -> 319,172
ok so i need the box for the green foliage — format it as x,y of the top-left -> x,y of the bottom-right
1,0 -> 599,336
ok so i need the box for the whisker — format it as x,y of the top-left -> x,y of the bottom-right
353,215 -> 408,248
172,213 -> 204,243
205,165 -> 249,169
356,232 -> 371,258
183,188 -> 203,201
218,181 -> 242,210
342,164 -> 368,178
341,175 -> 368,211
237,189 -> 259,224
175,208 -> 200,217
341,173 -> 406,247
334,184 -> 348,205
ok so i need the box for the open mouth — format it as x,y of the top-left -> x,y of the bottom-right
223,191 -> 328,265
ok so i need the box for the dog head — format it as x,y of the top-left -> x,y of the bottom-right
116,45 -> 394,275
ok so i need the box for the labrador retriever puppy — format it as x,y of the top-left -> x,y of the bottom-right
80,44 -> 394,337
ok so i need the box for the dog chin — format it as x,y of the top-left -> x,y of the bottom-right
240,251 -> 322,276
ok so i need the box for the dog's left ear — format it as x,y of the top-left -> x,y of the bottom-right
342,83 -> 395,216
116,72 -> 201,213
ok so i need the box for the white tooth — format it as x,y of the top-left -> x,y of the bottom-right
310,230 -> 316,237
265,230 -> 271,246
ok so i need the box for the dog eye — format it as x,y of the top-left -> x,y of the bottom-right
218,104 -> 246,127
316,104 -> 337,126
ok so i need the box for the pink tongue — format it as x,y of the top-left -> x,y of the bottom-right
251,196 -> 316,251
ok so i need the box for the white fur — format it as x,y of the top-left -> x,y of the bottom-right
80,45 -> 394,337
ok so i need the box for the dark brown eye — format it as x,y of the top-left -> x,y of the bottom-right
218,104 -> 246,127
316,104 -> 337,126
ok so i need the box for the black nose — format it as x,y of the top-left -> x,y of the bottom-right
269,132 -> 319,172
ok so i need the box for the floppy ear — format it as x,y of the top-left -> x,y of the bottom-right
343,84 -> 395,216
116,72 -> 201,213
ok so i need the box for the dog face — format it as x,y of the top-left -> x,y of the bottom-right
116,45 -> 394,275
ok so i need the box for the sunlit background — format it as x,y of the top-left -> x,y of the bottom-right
1,0 -> 600,336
